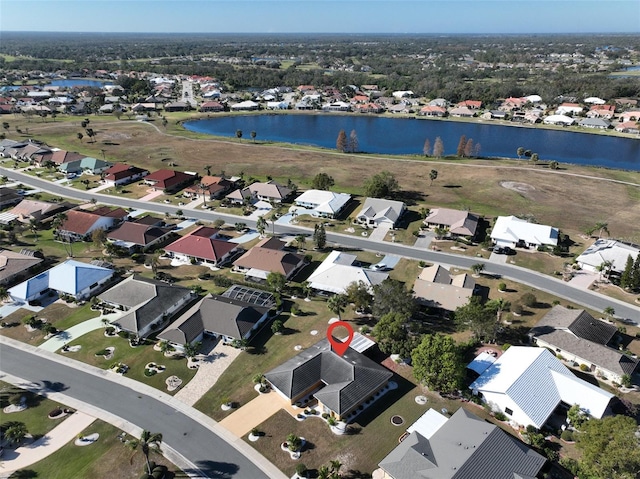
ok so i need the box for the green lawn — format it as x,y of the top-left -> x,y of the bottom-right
0,382 -> 66,439
13,420 -> 186,479
62,330 -> 197,395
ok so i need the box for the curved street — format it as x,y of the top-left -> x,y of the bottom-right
2,167 -> 639,320
0,339 -> 275,479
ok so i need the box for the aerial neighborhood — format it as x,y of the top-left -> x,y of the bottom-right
0,32 -> 640,479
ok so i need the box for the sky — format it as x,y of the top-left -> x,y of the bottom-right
1,0 -> 639,34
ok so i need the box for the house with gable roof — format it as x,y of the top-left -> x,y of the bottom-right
266,338 -> 393,420
158,287 -> 273,346
529,305 -> 639,384
226,180 -> 293,205
100,275 -> 194,338
144,169 -> 196,193
9,259 -> 115,303
293,189 -> 351,219
355,198 -> 406,228
576,239 -> 639,274
183,175 -> 233,200
306,250 -> 388,295
164,226 -> 240,267
0,249 -> 43,286
413,264 -> 476,312
106,221 -> 174,252
57,207 -> 128,242
102,163 -> 149,186
490,216 -> 558,249
377,407 -> 546,479
232,237 -> 305,281
469,346 -> 614,429
423,208 -> 479,239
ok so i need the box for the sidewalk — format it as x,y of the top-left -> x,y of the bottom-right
39,313 -> 120,352
0,411 -> 96,476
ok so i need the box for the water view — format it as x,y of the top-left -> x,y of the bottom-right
184,114 -> 640,171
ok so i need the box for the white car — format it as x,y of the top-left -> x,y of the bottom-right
371,263 -> 387,271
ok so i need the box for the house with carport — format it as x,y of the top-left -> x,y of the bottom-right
101,275 -> 194,338
265,338 -> 393,421
469,346 -> 614,429
529,305 -> 639,384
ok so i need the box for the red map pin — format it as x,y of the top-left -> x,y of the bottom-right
327,321 -> 354,356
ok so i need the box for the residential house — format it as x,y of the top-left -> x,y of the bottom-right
355,103 -> 384,114
423,208 -> 479,239
49,150 -> 86,166
164,226 -> 240,267
457,100 -> 482,110
57,207 -> 127,242
322,101 -> 352,112
355,198 -> 406,228
469,346 -> 614,429
0,188 -> 24,209
199,101 -> 225,112
144,169 -> 196,193
529,305 -> 639,384
615,121 -> 640,134
418,105 -> 446,117
587,104 -> 615,119
232,237 -> 305,281
293,190 -> 351,219
102,163 -> 149,186
226,180 -> 293,205
0,249 -> 43,286
106,221 -> 174,252
377,407 -> 546,479
266,338 -> 393,420
543,114 -> 575,125
158,287 -> 273,346
413,264 -> 475,312
58,156 -> 112,175
448,106 -> 476,117
490,215 -> 559,248
6,199 -> 71,223
230,100 -> 260,111
575,239 -> 639,274
579,118 -> 611,129
183,176 -> 232,200
306,250 -> 388,295
618,111 -> 640,123
164,101 -> 191,112
556,103 -> 583,115
9,259 -> 115,303
101,275 -> 194,338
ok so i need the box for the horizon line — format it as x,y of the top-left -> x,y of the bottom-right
1,30 -> 638,36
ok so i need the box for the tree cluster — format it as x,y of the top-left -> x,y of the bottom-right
363,171 -> 399,199
411,334 -> 465,394
619,254 -> 640,292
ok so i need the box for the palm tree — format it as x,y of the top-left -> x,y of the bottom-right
29,218 -> 40,240
4,421 -> 28,445
471,263 -> 485,277
295,234 -> 306,250
516,146 -> 525,159
250,131 -> 257,142
147,251 -> 162,278
429,169 -> 438,186
199,183 -> 208,208
286,433 -> 302,452
52,212 -> 73,257
0,286 -> 10,303
329,459 -> 342,476
327,294 -> 348,320
256,216 -> 267,237
596,260 -> 613,280
203,165 -> 212,176
77,132 -> 83,143
603,306 -> 615,319
183,341 -> 202,359
129,430 -> 163,475
487,298 -> 511,323
595,221 -> 610,238
236,129 -> 243,140
301,281 -> 312,300
317,465 -> 331,479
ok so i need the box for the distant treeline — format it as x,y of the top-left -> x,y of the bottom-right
2,32 -> 639,104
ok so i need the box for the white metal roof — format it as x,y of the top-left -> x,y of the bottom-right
407,408 -> 448,438
349,332 -> 375,353
294,190 -> 351,215
467,351 -> 497,375
491,215 -> 558,246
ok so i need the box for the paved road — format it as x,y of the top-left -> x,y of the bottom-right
0,341 -> 271,479
4,167 -> 638,320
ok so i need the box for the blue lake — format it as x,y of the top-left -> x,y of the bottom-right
184,114 -> 640,171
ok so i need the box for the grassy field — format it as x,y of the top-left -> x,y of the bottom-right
60,329 -> 197,395
16,420 -> 186,479
4,114 -> 640,242
0,381 -> 66,439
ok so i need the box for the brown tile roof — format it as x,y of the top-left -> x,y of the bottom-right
51,150 -> 84,165
165,230 -> 237,262
61,210 -> 103,235
233,247 -> 304,278
107,222 -> 173,246
90,206 -> 129,220
145,169 -> 195,190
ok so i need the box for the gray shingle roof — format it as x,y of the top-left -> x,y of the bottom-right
379,408 -> 546,479
265,339 -> 392,416
531,305 -> 617,345
100,275 -> 193,335
158,294 -> 271,344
